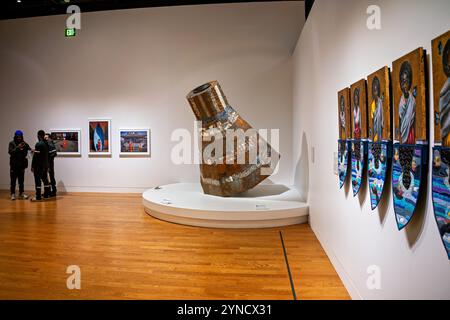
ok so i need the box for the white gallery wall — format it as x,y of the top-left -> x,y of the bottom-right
292,0 -> 450,299
2,0 -> 448,300
0,2 -> 304,192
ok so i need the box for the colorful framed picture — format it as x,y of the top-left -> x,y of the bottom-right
432,30 -> 450,147
431,30 -> 450,259
350,79 -> 368,141
49,129 -> 81,156
367,66 -> 391,143
391,48 -> 427,230
367,66 -> 391,210
338,87 -> 351,189
88,119 -> 111,156
119,128 -> 151,156
349,79 -> 368,196
338,88 -> 351,141
392,47 -> 427,144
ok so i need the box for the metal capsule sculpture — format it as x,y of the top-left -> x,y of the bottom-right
431,31 -> 450,259
350,79 -> 368,197
338,88 -> 351,189
391,48 -> 428,230
367,67 -> 392,210
186,81 -> 280,197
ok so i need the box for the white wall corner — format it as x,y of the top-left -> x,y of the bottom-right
310,221 -> 363,300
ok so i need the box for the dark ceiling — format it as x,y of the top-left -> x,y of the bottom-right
0,0 -> 307,21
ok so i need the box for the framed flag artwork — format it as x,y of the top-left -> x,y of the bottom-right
88,119 -> 111,156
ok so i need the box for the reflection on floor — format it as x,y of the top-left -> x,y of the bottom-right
0,192 -> 349,300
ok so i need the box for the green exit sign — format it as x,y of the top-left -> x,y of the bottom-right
65,28 -> 76,37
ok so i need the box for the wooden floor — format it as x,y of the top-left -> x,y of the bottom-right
0,191 -> 349,300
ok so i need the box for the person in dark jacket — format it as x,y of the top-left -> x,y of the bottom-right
44,133 -> 57,197
31,130 -> 51,202
8,130 -> 31,200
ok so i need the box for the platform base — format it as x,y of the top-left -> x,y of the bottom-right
142,183 -> 309,228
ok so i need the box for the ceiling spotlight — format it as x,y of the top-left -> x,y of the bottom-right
17,0 -> 22,3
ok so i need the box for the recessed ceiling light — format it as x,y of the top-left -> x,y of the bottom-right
17,0 -> 22,3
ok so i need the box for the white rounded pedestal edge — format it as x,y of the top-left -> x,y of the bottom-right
142,183 -> 309,228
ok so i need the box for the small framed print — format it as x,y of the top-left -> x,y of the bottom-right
89,119 -> 111,156
50,129 -> 81,156
119,128 -> 151,157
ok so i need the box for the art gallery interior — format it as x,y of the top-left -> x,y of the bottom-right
0,0 -> 449,301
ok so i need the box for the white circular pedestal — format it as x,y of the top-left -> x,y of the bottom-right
142,183 -> 309,228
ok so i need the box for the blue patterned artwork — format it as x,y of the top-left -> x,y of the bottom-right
93,124 -> 105,152
432,148 -> 450,259
431,31 -> 450,259
88,119 -> 111,155
392,48 -> 427,230
392,145 -> 425,230
368,142 -> 389,209
338,88 -> 351,189
338,140 -> 349,189
351,141 -> 365,196
350,79 -> 368,197
367,67 -> 391,210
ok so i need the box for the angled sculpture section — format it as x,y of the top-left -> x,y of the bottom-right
186,80 -> 280,197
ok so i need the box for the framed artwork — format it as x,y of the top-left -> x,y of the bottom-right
367,66 -> 391,143
392,48 -> 426,144
367,66 -> 391,210
338,88 -> 351,189
49,129 -> 81,156
338,88 -> 351,141
350,79 -> 368,196
350,79 -> 368,140
119,128 -> 151,156
433,30 -> 450,147
391,48 -> 427,230
431,30 -> 450,259
88,119 -> 111,156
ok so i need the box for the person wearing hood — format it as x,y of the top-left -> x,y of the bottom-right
8,130 -> 31,200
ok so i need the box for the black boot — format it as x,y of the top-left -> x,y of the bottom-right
50,186 -> 57,198
43,186 -> 51,199
31,187 -> 42,202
